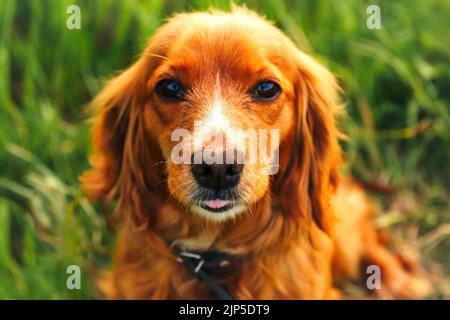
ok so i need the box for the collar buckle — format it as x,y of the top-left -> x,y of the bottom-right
178,250 -> 205,273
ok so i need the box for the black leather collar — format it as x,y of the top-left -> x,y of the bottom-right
172,244 -> 237,300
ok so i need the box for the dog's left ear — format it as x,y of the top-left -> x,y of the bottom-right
277,50 -> 342,233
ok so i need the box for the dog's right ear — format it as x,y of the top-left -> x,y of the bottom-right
81,49 -> 170,228
79,53 -> 158,206
81,63 -> 139,201
81,19 -> 188,226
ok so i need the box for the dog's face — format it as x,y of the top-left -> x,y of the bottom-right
82,9 -> 341,230
144,13 -> 298,221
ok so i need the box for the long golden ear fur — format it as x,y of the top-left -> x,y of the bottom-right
81,64 -> 139,201
80,57 -> 164,227
277,50 -> 343,233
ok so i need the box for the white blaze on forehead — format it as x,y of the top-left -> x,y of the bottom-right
208,99 -> 230,130
194,72 -> 233,146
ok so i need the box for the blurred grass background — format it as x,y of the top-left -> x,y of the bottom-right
0,0 -> 448,299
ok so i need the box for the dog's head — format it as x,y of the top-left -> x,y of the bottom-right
81,8 -> 341,232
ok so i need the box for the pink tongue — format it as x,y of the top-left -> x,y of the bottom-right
206,199 -> 228,209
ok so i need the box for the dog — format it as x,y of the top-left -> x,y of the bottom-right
81,7 -> 430,299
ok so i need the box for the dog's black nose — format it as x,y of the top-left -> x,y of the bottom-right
191,152 -> 243,190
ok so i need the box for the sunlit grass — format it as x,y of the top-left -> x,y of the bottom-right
0,0 -> 448,299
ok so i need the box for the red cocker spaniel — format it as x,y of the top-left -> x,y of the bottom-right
81,8 -> 430,299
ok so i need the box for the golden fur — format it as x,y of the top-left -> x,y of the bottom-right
81,8 -> 430,299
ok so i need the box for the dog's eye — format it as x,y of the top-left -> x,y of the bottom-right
254,81 -> 281,101
156,79 -> 185,100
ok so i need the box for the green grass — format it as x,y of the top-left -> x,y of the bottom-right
0,0 -> 449,299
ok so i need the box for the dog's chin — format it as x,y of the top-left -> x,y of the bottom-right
190,202 -> 247,222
